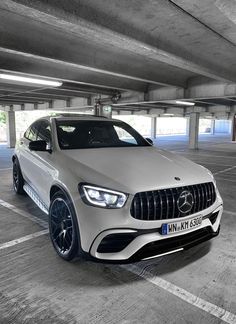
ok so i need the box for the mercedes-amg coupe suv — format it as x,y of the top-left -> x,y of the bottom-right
13,114 -> 223,262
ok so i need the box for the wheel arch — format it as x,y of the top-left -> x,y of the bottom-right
50,184 -> 62,200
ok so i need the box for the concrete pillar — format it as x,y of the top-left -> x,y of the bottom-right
150,117 -> 157,139
232,114 -> 236,141
211,119 -> 215,135
6,110 -> 16,148
189,112 -> 200,149
186,117 -> 190,136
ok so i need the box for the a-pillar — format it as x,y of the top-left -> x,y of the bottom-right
6,109 -> 16,148
150,117 -> 157,139
189,112 -> 200,149
232,114 -> 236,141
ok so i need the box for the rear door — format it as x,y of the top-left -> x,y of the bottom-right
18,120 -> 41,185
19,119 -> 55,206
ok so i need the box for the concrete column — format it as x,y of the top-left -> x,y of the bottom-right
232,114 -> 236,141
150,117 -> 157,139
189,112 -> 200,149
6,110 -> 16,148
186,117 -> 190,136
211,119 -> 215,135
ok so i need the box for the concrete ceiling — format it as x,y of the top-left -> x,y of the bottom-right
0,0 -> 236,117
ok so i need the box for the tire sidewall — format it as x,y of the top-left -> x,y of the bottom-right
13,158 -> 25,194
49,190 -> 81,261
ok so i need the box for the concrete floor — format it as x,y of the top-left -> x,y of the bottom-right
0,134 -> 236,324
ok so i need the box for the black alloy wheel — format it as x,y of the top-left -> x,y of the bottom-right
49,191 -> 80,261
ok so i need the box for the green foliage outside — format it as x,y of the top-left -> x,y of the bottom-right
0,112 -> 6,124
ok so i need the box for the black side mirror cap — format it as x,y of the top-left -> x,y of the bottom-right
146,138 -> 153,145
29,140 -> 49,152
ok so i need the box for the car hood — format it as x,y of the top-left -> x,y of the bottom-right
61,147 -> 213,194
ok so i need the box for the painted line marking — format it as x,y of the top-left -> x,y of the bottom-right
0,168 -> 12,171
224,210 -> 236,216
174,152 -> 236,159
0,229 -> 48,250
123,264 -> 236,324
215,177 -> 236,183
213,166 -> 236,176
199,162 -> 234,167
0,199 -> 48,229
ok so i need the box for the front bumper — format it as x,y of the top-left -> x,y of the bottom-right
88,204 -> 222,262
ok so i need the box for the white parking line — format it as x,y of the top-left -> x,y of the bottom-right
0,199 -> 48,228
215,177 -> 236,183
124,264 -> 236,324
0,168 -> 12,171
224,210 -> 236,216
0,229 -> 49,250
213,166 -> 236,176
177,152 -> 236,159
199,162 -> 234,167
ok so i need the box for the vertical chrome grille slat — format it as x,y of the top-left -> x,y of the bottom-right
130,182 -> 216,220
192,185 -> 197,214
170,188 -> 175,219
139,193 -> 144,220
152,190 -> 157,220
164,190 -> 169,219
146,192 -> 150,220
158,190 -> 163,220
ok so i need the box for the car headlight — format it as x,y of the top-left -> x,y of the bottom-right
79,184 -> 128,208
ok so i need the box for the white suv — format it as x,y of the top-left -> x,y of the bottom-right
13,114 -> 223,262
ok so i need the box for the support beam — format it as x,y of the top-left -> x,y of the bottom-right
6,109 -> 16,148
189,112 -> 200,149
151,117 -> 157,139
0,1 -> 235,83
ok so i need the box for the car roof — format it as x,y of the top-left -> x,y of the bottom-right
37,113 -> 120,123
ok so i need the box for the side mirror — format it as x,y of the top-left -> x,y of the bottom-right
146,138 -> 153,145
29,140 -> 49,152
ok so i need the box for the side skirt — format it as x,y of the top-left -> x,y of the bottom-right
23,183 -> 49,215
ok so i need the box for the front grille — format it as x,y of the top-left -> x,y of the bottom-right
130,182 -> 216,221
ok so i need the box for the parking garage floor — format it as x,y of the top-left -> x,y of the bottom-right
0,135 -> 236,324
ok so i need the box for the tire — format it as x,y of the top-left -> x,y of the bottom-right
13,158 -> 25,194
49,190 -> 81,261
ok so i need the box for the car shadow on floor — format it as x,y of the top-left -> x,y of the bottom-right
60,241 -> 212,288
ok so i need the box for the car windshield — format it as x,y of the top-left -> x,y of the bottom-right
56,119 -> 150,150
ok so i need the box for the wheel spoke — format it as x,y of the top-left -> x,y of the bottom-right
50,198 -> 74,254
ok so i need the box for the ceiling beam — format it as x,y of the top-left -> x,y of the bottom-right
0,0 -> 235,83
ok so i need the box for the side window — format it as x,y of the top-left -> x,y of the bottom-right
25,122 -> 39,141
37,121 -> 51,144
24,127 -> 31,139
114,126 -> 138,145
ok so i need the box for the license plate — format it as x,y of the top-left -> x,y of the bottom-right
161,216 -> 202,235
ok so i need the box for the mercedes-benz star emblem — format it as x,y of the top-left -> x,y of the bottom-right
177,190 -> 194,214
